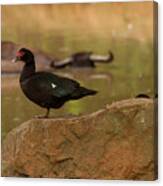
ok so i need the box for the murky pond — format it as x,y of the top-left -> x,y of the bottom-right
2,40 -> 154,140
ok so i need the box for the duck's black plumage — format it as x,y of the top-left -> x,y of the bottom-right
14,48 -> 97,118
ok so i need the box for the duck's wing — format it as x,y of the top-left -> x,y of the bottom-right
24,72 -> 80,98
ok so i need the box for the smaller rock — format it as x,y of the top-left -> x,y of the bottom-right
1,41 -> 54,73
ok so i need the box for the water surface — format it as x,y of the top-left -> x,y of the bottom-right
2,40 -> 154,139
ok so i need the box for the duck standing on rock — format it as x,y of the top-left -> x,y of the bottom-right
13,48 -> 97,118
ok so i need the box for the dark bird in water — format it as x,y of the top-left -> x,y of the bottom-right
135,93 -> 158,99
135,94 -> 150,99
50,51 -> 114,68
13,48 -> 97,118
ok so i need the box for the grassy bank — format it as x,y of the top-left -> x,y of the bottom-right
2,2 -> 154,55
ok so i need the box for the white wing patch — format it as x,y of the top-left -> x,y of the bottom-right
51,83 -> 57,89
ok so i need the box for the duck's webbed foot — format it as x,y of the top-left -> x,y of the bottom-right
34,115 -> 48,119
34,108 -> 50,119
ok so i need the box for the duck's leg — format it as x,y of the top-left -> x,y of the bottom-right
44,108 -> 50,118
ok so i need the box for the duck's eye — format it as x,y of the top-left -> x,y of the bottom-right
16,51 -> 25,57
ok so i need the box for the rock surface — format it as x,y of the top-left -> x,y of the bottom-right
2,99 -> 157,180
2,41 -> 54,73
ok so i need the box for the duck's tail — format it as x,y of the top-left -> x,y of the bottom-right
71,86 -> 97,99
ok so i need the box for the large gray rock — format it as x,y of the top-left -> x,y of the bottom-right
2,99 -> 157,180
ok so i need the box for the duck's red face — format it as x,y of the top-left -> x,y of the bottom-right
13,50 -> 25,62
16,51 -> 25,58
13,48 -> 34,63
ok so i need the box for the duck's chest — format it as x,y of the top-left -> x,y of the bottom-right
20,79 -> 47,106
19,78 -> 60,108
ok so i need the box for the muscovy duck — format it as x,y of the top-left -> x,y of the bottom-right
13,48 -> 97,118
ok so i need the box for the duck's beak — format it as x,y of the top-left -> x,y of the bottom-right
12,56 -> 20,63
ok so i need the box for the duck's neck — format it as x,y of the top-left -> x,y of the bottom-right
20,60 -> 36,82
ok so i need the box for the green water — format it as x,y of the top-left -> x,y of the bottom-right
2,38 -> 154,140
